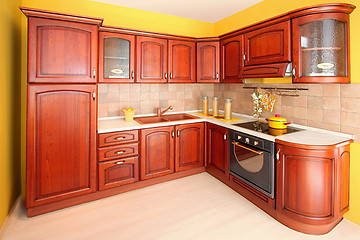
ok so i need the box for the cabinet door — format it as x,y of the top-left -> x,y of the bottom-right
244,21 -> 291,66
99,32 -> 135,83
221,35 -> 243,83
27,85 -> 97,207
28,18 -> 98,83
175,123 -> 204,172
140,126 -> 175,180
197,41 -> 220,83
276,144 -> 334,221
168,40 -> 196,83
98,157 -> 139,190
292,13 -> 349,83
207,123 -> 229,177
136,36 -> 168,83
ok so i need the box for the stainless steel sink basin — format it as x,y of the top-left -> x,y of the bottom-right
134,113 -> 199,125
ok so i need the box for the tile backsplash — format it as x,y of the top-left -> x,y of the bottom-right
98,82 -> 360,141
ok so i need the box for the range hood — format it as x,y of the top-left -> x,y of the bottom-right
240,62 -> 293,78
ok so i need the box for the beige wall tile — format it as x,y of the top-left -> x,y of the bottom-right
341,97 -> 360,113
341,125 -> 360,142
281,105 -> 294,118
107,92 -> 120,103
140,84 -> 151,92
150,91 -> 159,100
130,84 -> 141,93
323,97 -> 340,111
307,84 -> 323,96
98,84 -> 107,93
293,118 -> 307,125
307,96 -> 323,109
323,110 -> 340,124
119,92 -> 130,102
341,111 -> 360,127
119,84 -> 130,93
98,93 -> 108,103
140,92 -> 150,101
159,91 -> 169,100
323,84 -> 340,97
293,107 -> 307,120
307,108 -> 323,122
150,84 -> 160,92
293,95 -> 307,108
107,84 -> 120,93
341,84 -> 360,98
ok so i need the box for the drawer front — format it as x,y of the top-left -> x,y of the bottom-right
98,157 -> 139,191
98,130 -> 139,147
98,142 -> 139,162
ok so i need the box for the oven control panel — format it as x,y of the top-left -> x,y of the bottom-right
230,130 -> 274,152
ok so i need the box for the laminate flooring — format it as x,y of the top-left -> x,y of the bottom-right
2,173 -> 360,240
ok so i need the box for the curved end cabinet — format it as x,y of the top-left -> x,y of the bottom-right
275,139 -> 353,234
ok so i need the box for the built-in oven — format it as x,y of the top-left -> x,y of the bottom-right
229,130 -> 275,198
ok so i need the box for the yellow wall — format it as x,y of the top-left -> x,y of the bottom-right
215,0 -> 360,225
0,0 -> 22,229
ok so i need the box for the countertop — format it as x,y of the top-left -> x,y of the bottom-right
98,111 -> 354,146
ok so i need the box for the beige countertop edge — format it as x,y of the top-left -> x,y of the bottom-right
98,111 -> 354,146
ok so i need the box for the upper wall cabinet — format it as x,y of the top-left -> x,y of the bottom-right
99,32 -> 135,83
221,35 -> 243,83
244,21 -> 291,66
136,36 -> 168,83
168,40 -> 196,83
292,13 -> 350,83
28,17 -> 99,83
197,41 -> 220,83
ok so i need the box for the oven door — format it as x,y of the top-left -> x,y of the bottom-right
229,140 -> 274,198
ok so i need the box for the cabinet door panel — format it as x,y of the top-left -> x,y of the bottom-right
140,126 -> 174,180
168,40 -> 196,83
27,85 -> 96,207
99,32 -> 135,83
207,123 -> 229,176
136,36 -> 167,83
197,41 -> 220,83
175,123 -> 204,172
244,21 -> 291,66
28,18 -> 98,83
221,35 -> 243,83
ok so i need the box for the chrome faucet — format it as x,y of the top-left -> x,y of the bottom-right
157,106 -> 173,117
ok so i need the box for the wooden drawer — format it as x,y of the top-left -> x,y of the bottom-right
98,142 -> 139,162
98,130 -> 139,147
98,157 -> 139,191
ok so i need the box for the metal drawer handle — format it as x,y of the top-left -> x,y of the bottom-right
232,141 -> 263,155
114,161 -> 126,165
114,150 -> 125,154
114,136 -> 125,140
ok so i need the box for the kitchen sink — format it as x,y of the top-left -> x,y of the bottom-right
134,113 -> 199,125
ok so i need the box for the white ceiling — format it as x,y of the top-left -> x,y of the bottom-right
91,0 -> 264,23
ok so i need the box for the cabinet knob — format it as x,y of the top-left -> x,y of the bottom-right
114,161 -> 125,165
254,141 -> 258,146
292,65 -> 297,79
276,149 -> 281,163
93,67 -> 96,79
245,138 -> 249,144
216,72 -> 219,80
164,73 -> 168,80
131,71 -> 134,79
114,136 -> 125,140
171,130 -> 175,138
114,150 -> 125,155
170,73 -> 173,79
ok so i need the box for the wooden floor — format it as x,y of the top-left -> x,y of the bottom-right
2,173 -> 360,240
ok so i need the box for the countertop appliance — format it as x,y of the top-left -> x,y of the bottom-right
229,130 -> 275,198
232,121 -> 301,136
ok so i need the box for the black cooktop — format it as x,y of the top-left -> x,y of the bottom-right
233,121 -> 301,136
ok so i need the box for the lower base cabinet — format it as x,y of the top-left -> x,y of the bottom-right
275,139 -> 352,234
141,122 -> 204,180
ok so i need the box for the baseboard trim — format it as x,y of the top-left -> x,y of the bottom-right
0,196 -> 22,239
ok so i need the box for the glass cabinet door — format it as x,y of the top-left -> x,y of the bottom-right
99,32 -> 135,82
292,13 -> 350,83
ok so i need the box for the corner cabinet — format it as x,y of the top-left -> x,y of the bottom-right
98,31 -> 135,83
206,123 -> 229,180
220,35 -> 243,83
292,12 -> 352,83
27,17 -> 99,83
197,41 -> 220,83
27,85 -> 97,208
275,139 -> 352,234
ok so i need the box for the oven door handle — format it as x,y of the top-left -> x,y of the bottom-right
232,141 -> 263,155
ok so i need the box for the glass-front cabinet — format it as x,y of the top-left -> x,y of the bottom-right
292,13 -> 350,83
99,32 -> 135,82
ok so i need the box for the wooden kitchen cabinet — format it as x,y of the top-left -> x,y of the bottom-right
175,123 -> 204,172
136,36 -> 168,83
275,139 -> 352,234
27,17 -> 100,83
206,123 -> 229,180
98,31 -> 135,83
221,35 -> 243,83
292,13 -> 351,83
197,41 -> 220,83
168,40 -> 196,83
140,126 -> 175,180
243,21 -> 291,66
27,84 -> 97,208
141,123 -> 204,180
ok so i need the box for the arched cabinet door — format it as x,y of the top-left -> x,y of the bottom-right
197,41 -> 220,83
28,18 -> 98,83
136,36 -> 168,83
27,85 -> 97,208
221,35 -> 243,83
207,123 -> 229,177
140,126 -> 175,180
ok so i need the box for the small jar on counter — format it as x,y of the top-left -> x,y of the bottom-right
224,98 -> 232,120
202,96 -> 208,115
212,97 -> 219,117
